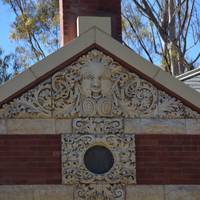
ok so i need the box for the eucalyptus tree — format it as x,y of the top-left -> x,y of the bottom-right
0,48 -> 21,85
2,0 -> 59,67
2,0 -> 200,76
122,0 -> 200,75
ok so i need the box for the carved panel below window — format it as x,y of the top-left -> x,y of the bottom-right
72,118 -> 123,134
74,184 -> 125,200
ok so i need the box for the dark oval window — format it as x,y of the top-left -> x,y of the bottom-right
84,145 -> 114,174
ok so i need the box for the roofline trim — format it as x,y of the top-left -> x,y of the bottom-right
1,27 -> 200,112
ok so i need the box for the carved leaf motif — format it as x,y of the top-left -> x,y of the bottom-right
111,74 -> 158,117
185,107 -> 200,118
73,118 -> 123,134
158,91 -> 185,118
52,67 -> 81,117
0,49 -> 200,119
75,184 -> 125,200
0,79 -> 52,118
62,134 -> 136,184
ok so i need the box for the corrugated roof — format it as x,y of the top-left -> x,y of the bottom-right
177,67 -> 200,92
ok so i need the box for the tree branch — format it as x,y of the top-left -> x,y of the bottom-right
122,13 -> 154,63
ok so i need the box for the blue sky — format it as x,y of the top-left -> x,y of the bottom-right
0,1 -> 199,68
0,2 -> 17,54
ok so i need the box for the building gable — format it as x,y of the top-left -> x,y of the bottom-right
1,28 -> 200,200
0,48 -> 200,120
1,28 -> 200,115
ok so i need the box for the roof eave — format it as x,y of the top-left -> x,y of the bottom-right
1,26 -> 200,111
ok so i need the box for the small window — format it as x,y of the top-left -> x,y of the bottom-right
84,145 -> 114,174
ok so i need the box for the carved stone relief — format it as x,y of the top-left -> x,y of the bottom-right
0,79 -> 52,118
62,134 -> 136,184
185,107 -> 200,119
72,118 -> 123,134
74,184 -> 125,200
51,51 -> 159,118
0,49 -> 200,119
158,91 -> 185,118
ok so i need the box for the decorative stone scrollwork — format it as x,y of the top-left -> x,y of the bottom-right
50,49 -> 200,119
111,73 -> 158,117
0,49 -> 200,119
62,134 -> 136,184
73,118 -> 123,134
0,79 -> 52,118
74,184 -> 125,200
158,91 -> 186,118
185,107 -> 200,118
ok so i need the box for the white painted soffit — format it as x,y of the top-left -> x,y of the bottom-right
177,67 -> 200,81
1,27 -> 200,110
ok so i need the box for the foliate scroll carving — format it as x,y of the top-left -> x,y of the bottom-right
158,91 -> 185,118
185,107 -> 200,118
158,91 -> 200,118
52,49 -> 159,118
1,49 -> 200,119
73,118 -> 123,134
62,134 -> 136,184
111,72 -> 158,117
74,184 -> 125,200
0,79 -> 52,118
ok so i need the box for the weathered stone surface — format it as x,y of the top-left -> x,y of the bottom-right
165,185 -> 200,200
0,185 -> 73,200
126,185 -> 164,200
186,119 -> 200,134
75,184 -> 125,200
55,119 -> 72,134
7,119 -> 55,134
0,119 -> 7,134
1,49 -> 199,120
62,134 -> 136,184
126,185 -> 200,200
124,119 -> 141,134
3,117 -> 200,135
73,118 -> 123,134
140,119 -> 186,134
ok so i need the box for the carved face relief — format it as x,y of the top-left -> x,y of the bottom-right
1,49 -> 200,119
81,61 -> 112,99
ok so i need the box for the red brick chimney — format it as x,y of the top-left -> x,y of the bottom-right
59,0 -> 122,46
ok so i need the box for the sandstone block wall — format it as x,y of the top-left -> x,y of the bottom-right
1,185 -> 200,200
1,118 -> 200,135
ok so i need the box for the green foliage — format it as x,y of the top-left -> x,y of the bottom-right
2,0 -> 59,66
0,48 -> 22,85
122,0 -> 200,75
1,0 -> 199,81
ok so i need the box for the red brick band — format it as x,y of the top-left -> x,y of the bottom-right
136,135 -> 200,184
0,134 -> 200,184
0,135 -> 61,184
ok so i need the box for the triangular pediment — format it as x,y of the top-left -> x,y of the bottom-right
0,27 -> 200,120
0,46 -> 200,119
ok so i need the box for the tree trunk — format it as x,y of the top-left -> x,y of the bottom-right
168,0 -> 179,75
